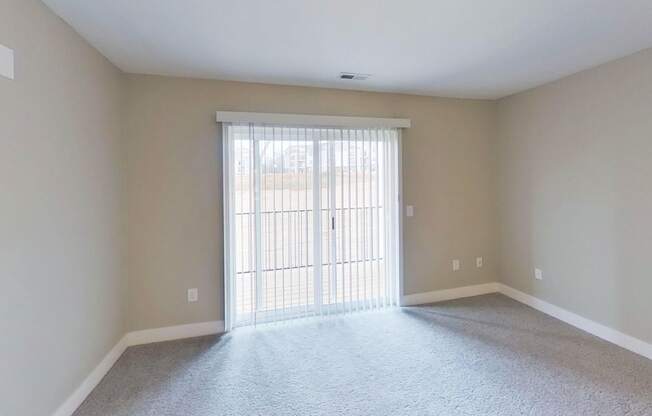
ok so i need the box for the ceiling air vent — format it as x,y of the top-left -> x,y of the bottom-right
339,72 -> 370,81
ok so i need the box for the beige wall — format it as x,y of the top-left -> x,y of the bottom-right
0,1 -> 126,415
125,75 -> 497,331
10,2 -> 652,412
496,48 -> 652,344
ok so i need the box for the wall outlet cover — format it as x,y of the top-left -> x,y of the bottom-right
187,288 -> 199,302
535,268 -> 543,280
1,44 -> 14,80
406,205 -> 414,217
452,259 -> 460,271
476,257 -> 483,268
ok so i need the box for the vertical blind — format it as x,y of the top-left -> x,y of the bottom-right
223,123 -> 401,330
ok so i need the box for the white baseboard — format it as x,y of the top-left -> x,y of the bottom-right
401,282 -> 499,306
126,320 -> 225,346
53,320 -> 225,416
54,283 -> 652,416
401,281 -> 652,361
496,283 -> 652,361
52,335 -> 129,416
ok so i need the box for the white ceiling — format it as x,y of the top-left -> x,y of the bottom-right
43,0 -> 652,99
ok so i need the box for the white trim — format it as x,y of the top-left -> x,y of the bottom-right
53,321 -> 226,416
125,321 -> 225,346
401,283 -> 652,360
496,284 -> 652,361
52,335 -> 129,416
402,282 -> 652,360
401,282 -> 499,306
53,283 -> 652,416
215,111 -> 411,128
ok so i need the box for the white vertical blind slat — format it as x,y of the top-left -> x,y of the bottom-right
313,128 -> 322,316
272,127 -> 278,322
341,130 -> 346,311
329,130 -> 338,314
280,127 -> 286,317
347,129 -> 353,313
304,128 -> 309,318
354,129 -> 361,311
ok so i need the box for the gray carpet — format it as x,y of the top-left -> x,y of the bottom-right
74,294 -> 652,415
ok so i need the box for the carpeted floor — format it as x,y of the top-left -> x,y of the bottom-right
74,294 -> 652,416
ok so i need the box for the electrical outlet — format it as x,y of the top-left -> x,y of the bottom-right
187,288 -> 199,302
476,257 -> 483,268
406,205 -> 414,217
534,268 -> 543,280
452,259 -> 460,271
1,44 -> 14,80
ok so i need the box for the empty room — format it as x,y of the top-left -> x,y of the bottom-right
3,0 -> 652,415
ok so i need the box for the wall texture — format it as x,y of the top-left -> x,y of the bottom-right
125,75 -> 497,331
8,2 -> 652,412
496,48 -> 652,344
0,1 -> 126,415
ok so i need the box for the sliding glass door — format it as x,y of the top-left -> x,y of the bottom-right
223,124 -> 400,329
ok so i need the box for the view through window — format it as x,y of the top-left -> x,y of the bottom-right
224,125 -> 400,328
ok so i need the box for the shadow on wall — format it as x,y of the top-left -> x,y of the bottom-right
497,71 -> 652,345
